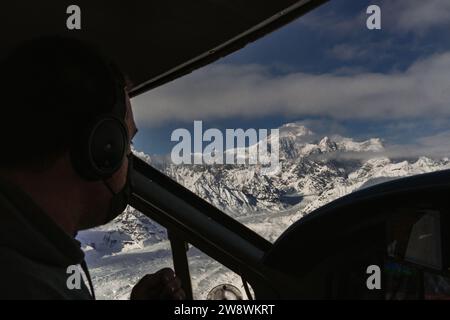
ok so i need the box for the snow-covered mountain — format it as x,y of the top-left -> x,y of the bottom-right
78,122 -> 450,299
154,123 -> 449,218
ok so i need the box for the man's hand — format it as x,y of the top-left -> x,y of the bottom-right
130,268 -> 186,300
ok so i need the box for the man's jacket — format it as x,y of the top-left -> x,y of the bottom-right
0,178 -> 93,299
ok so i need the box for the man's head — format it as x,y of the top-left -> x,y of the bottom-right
0,36 -> 138,232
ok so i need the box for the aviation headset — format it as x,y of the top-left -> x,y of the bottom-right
69,72 -> 129,182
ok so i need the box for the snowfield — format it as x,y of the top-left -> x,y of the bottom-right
77,123 -> 450,300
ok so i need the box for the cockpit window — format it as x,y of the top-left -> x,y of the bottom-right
131,0 -> 450,244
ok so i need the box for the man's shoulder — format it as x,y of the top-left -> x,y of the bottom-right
0,246 -> 92,300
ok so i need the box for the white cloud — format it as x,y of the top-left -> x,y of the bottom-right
299,0 -> 450,36
329,44 -> 368,61
409,130 -> 450,158
384,0 -> 450,34
362,129 -> 450,160
133,52 -> 450,126
296,5 -> 364,36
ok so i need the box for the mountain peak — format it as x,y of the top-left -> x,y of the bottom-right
279,123 -> 314,138
318,136 -> 338,152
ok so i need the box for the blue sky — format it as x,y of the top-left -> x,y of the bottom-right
132,0 -> 450,158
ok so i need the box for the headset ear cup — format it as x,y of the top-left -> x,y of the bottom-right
70,116 -> 128,181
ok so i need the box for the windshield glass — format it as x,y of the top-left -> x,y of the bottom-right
132,0 -> 450,242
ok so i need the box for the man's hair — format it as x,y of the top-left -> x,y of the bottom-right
0,36 -> 126,170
